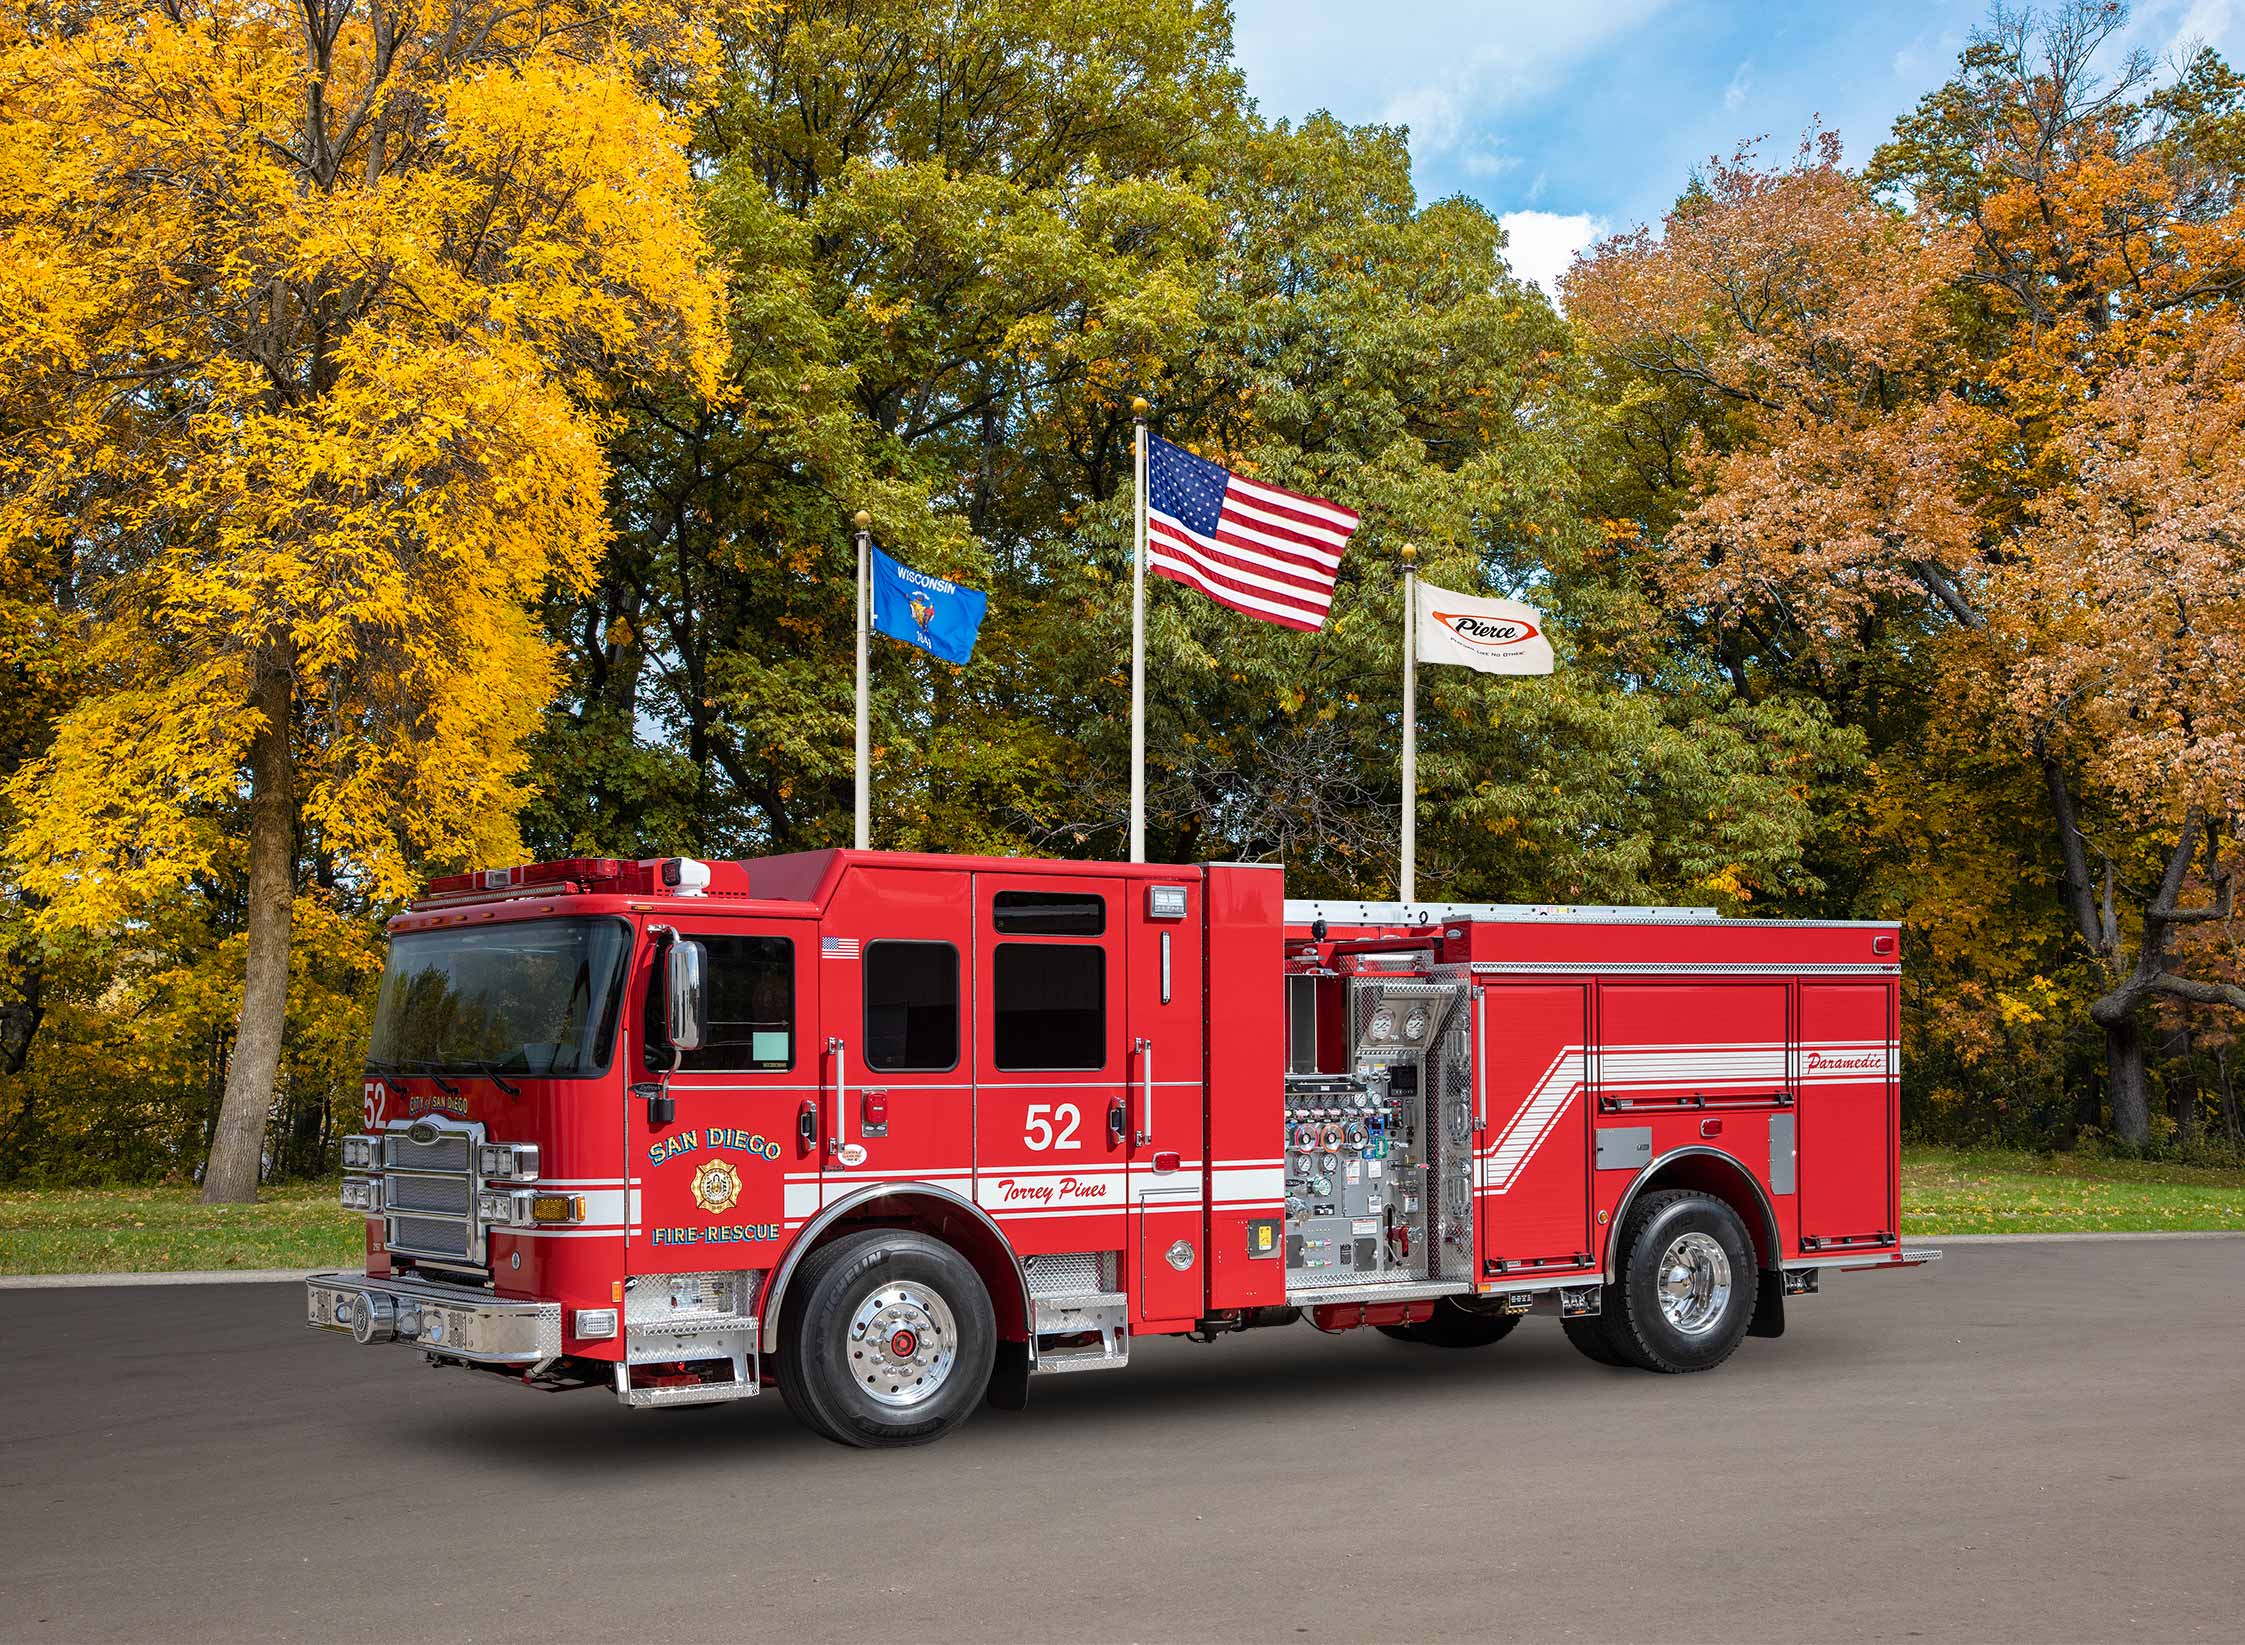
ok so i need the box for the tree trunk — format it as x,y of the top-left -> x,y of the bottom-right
2217,1048 -> 2241,1149
2102,1011 -> 2149,1147
201,655 -> 296,1203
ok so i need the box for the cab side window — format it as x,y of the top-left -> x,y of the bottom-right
864,941 -> 960,1072
993,941 -> 1106,1070
643,935 -> 794,1072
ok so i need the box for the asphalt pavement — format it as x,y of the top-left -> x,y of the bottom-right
3,1238 -> 2241,1643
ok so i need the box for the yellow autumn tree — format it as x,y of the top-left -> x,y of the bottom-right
0,1 -> 731,1199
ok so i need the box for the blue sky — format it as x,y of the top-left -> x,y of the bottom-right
1226,0 -> 2243,295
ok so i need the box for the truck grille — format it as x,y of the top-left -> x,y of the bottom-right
386,1131 -> 470,1172
388,1214 -> 475,1260
386,1174 -> 474,1215
381,1120 -> 485,1269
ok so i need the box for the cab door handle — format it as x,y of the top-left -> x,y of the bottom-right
797,1099 -> 818,1150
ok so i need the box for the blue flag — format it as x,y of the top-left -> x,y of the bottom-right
869,543 -> 987,667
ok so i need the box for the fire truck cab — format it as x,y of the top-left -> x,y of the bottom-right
308,850 -> 1934,1446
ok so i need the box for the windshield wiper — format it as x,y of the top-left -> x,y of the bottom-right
403,1062 -> 461,1096
476,1061 -> 523,1097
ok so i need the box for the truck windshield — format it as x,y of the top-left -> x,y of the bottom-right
367,918 -> 630,1080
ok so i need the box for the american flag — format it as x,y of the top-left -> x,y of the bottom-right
820,935 -> 860,960
1145,433 -> 1359,631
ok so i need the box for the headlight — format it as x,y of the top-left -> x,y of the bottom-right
340,1135 -> 381,1171
479,1189 -> 525,1224
477,1143 -> 541,1182
339,1176 -> 383,1213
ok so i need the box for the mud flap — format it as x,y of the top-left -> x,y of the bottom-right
1748,1268 -> 1786,1338
986,1339 -> 1031,1410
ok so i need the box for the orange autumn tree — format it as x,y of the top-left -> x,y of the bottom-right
1570,3 -> 2245,1142
0,1 -> 730,1199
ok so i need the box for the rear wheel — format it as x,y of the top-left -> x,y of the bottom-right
777,1228 -> 995,1447
1376,1296 -> 1523,1347
1596,1189 -> 1757,1373
1561,1312 -> 1633,1366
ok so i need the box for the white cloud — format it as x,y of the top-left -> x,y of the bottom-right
1231,1 -> 1675,167
1723,60 -> 1752,112
1498,209 -> 1607,300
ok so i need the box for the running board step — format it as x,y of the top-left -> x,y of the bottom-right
1030,1293 -> 1130,1375
617,1317 -> 759,1406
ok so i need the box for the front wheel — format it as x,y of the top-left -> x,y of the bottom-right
777,1228 -> 996,1447
1597,1189 -> 1757,1373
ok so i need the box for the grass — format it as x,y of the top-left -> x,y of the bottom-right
1901,1145 -> 2245,1235
0,1181 -> 362,1275
2,1148 -> 2241,1274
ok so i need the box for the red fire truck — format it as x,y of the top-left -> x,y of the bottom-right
308,850 -> 1935,1445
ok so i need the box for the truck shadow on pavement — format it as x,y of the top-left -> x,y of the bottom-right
401,1318 -> 1870,1476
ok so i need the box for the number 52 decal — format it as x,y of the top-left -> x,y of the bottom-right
1023,1102 -> 1082,1151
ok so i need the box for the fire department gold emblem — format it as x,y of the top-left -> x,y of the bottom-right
690,1158 -> 742,1215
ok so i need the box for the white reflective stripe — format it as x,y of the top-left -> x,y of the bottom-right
1482,1049 -> 1586,1191
1211,1164 -> 1284,1202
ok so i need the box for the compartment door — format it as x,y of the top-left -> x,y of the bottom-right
1797,983 -> 1897,1244
1129,880 -> 1205,1326
1477,984 -> 1592,1271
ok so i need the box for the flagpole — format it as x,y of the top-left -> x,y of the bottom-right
1129,397 -> 1149,864
1400,542 -> 1417,905
853,510 -> 871,851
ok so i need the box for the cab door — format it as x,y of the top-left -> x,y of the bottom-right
972,874 -> 1128,1255
816,865 -> 976,1209
630,917 -> 818,1276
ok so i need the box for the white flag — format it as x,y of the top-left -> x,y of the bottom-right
1414,580 -> 1554,675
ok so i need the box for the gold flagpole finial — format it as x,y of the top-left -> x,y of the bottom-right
1132,397 -> 1150,417
1400,541 -> 1417,563
853,510 -> 871,531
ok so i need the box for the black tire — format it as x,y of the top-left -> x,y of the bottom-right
776,1228 -> 996,1447
1599,1189 -> 1757,1373
1561,1312 -> 1634,1366
1377,1297 -> 1523,1347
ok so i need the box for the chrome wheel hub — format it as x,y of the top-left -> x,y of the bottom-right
1656,1231 -> 1732,1336
848,1283 -> 957,1408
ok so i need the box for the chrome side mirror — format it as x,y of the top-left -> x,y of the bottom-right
664,939 -> 708,1055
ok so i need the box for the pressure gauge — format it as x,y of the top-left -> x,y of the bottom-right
1404,1009 -> 1429,1041
1368,1008 -> 1397,1041
1345,1121 -> 1367,1146
1319,1150 -> 1341,1174
1318,1123 -> 1345,1151
1309,1173 -> 1333,1197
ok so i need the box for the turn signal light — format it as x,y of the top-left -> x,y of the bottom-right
530,1193 -> 585,1224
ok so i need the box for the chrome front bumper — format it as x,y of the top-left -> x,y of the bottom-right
306,1271 -> 562,1365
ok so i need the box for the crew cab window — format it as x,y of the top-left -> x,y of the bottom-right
643,935 -> 794,1072
864,941 -> 960,1071
991,890 -> 1106,936
993,943 -> 1105,1070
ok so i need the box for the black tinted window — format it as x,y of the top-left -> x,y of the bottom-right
865,942 -> 959,1071
992,890 -> 1106,936
994,943 -> 1105,1070
644,935 -> 793,1073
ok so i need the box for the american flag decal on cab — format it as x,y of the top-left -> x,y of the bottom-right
821,935 -> 860,959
